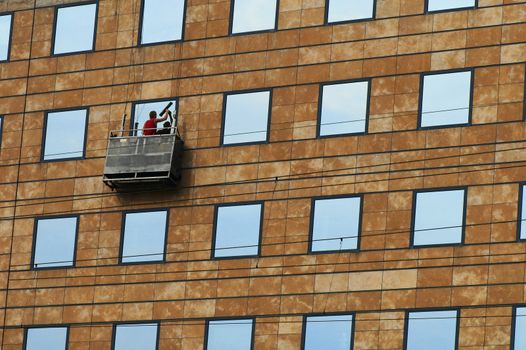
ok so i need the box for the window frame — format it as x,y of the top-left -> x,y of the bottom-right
220,89 -> 273,147
111,321 -> 160,350
41,107 -> 90,163
417,68 -> 474,130
0,115 -> 4,150
410,187 -> 467,248
204,317 -> 256,350
0,12 -> 14,62
51,1 -> 99,57
130,97 -> 179,135
316,78 -> 371,138
324,0 -> 376,25
517,183 -> 526,241
23,325 -> 70,350
211,201 -> 264,259
301,312 -> 355,350
228,0 -> 280,36
424,0 -> 478,13
403,308 -> 460,350
138,0 -> 187,46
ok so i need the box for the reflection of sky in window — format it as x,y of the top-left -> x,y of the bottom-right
413,189 -> 465,246
34,217 -> 77,269
320,81 -> 368,136
206,319 -> 253,350
327,0 -> 374,23
43,109 -> 87,161
514,307 -> 526,348
232,0 -> 277,34
133,100 -> 177,132
312,197 -> 360,251
223,91 -> 270,145
122,210 -> 167,263
407,310 -> 458,350
521,185 -> 526,239
427,0 -> 475,12
214,204 -> 262,258
0,14 -> 12,61
26,327 -> 68,350
141,0 -> 185,44
421,71 -> 471,127
304,315 -> 353,350
53,4 -> 97,55
114,323 -> 158,350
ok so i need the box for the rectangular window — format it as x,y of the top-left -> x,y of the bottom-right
0,13 -> 13,61
42,109 -> 88,161
419,70 -> 472,128
53,3 -> 97,55
513,306 -> 526,348
205,319 -> 254,350
326,0 -> 375,24
222,90 -> 271,145
120,209 -> 168,264
412,188 -> 466,247
113,323 -> 158,350
426,0 -> 476,12
140,0 -> 185,45
231,0 -> 278,34
318,80 -> 369,137
32,216 -> 78,269
132,99 -> 177,135
405,310 -> 458,350
303,314 -> 354,350
25,327 -> 68,350
519,184 -> 526,240
310,196 -> 361,252
213,203 -> 263,258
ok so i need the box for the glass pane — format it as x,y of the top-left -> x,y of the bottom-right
141,0 -> 185,44
132,100 -> 177,134
26,327 -> 68,350
521,185 -> 526,239
427,0 -> 476,12
122,210 -> 167,263
232,0 -> 277,34
304,315 -> 353,350
514,307 -> 526,348
34,217 -> 77,268
223,91 -> 270,145
44,109 -> 87,161
312,197 -> 360,252
421,71 -> 471,128
206,319 -> 253,350
0,14 -> 12,61
214,204 -> 262,258
320,81 -> 368,136
413,189 -> 465,246
114,323 -> 158,350
407,310 -> 458,350
54,3 -> 97,55
327,0 -> 375,23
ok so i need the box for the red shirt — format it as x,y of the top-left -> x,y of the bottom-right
143,119 -> 156,135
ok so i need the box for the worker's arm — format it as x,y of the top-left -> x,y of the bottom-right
155,110 -> 170,123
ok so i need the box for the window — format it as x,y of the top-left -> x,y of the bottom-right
132,99 -> 177,135
221,90 -> 271,145
42,109 -> 88,161
231,0 -> 278,34
213,203 -> 263,258
25,327 -> 68,350
0,13 -> 13,61
419,70 -> 472,128
120,210 -> 168,264
113,323 -> 159,350
140,0 -> 185,45
405,310 -> 458,350
53,3 -> 97,55
519,184 -> 526,240
512,306 -> 526,349
205,319 -> 254,350
318,80 -> 369,137
310,196 -> 361,252
426,0 -> 476,12
303,314 -> 354,350
32,216 -> 78,269
326,0 -> 375,24
412,189 -> 466,247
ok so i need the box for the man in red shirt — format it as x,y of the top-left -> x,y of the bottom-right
142,110 -> 170,135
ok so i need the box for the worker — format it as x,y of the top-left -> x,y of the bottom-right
156,121 -> 172,135
142,110 -> 171,135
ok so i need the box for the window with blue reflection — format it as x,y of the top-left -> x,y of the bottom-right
319,81 -> 369,137
140,0 -> 185,44
206,319 -> 253,350
222,91 -> 270,145
53,3 -> 97,55
413,189 -> 465,246
520,185 -> 526,240
33,216 -> 78,269
121,210 -> 167,263
25,327 -> 68,350
213,203 -> 262,258
132,99 -> 177,134
405,310 -> 458,350
231,0 -> 277,34
113,323 -> 158,350
43,109 -> 87,161
311,197 -> 361,252
426,0 -> 476,12
513,307 -> 526,348
327,0 -> 375,23
420,70 -> 472,128
304,315 -> 353,350
0,14 -> 12,61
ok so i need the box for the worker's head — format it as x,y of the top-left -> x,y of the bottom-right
163,121 -> 171,128
149,111 -> 157,119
